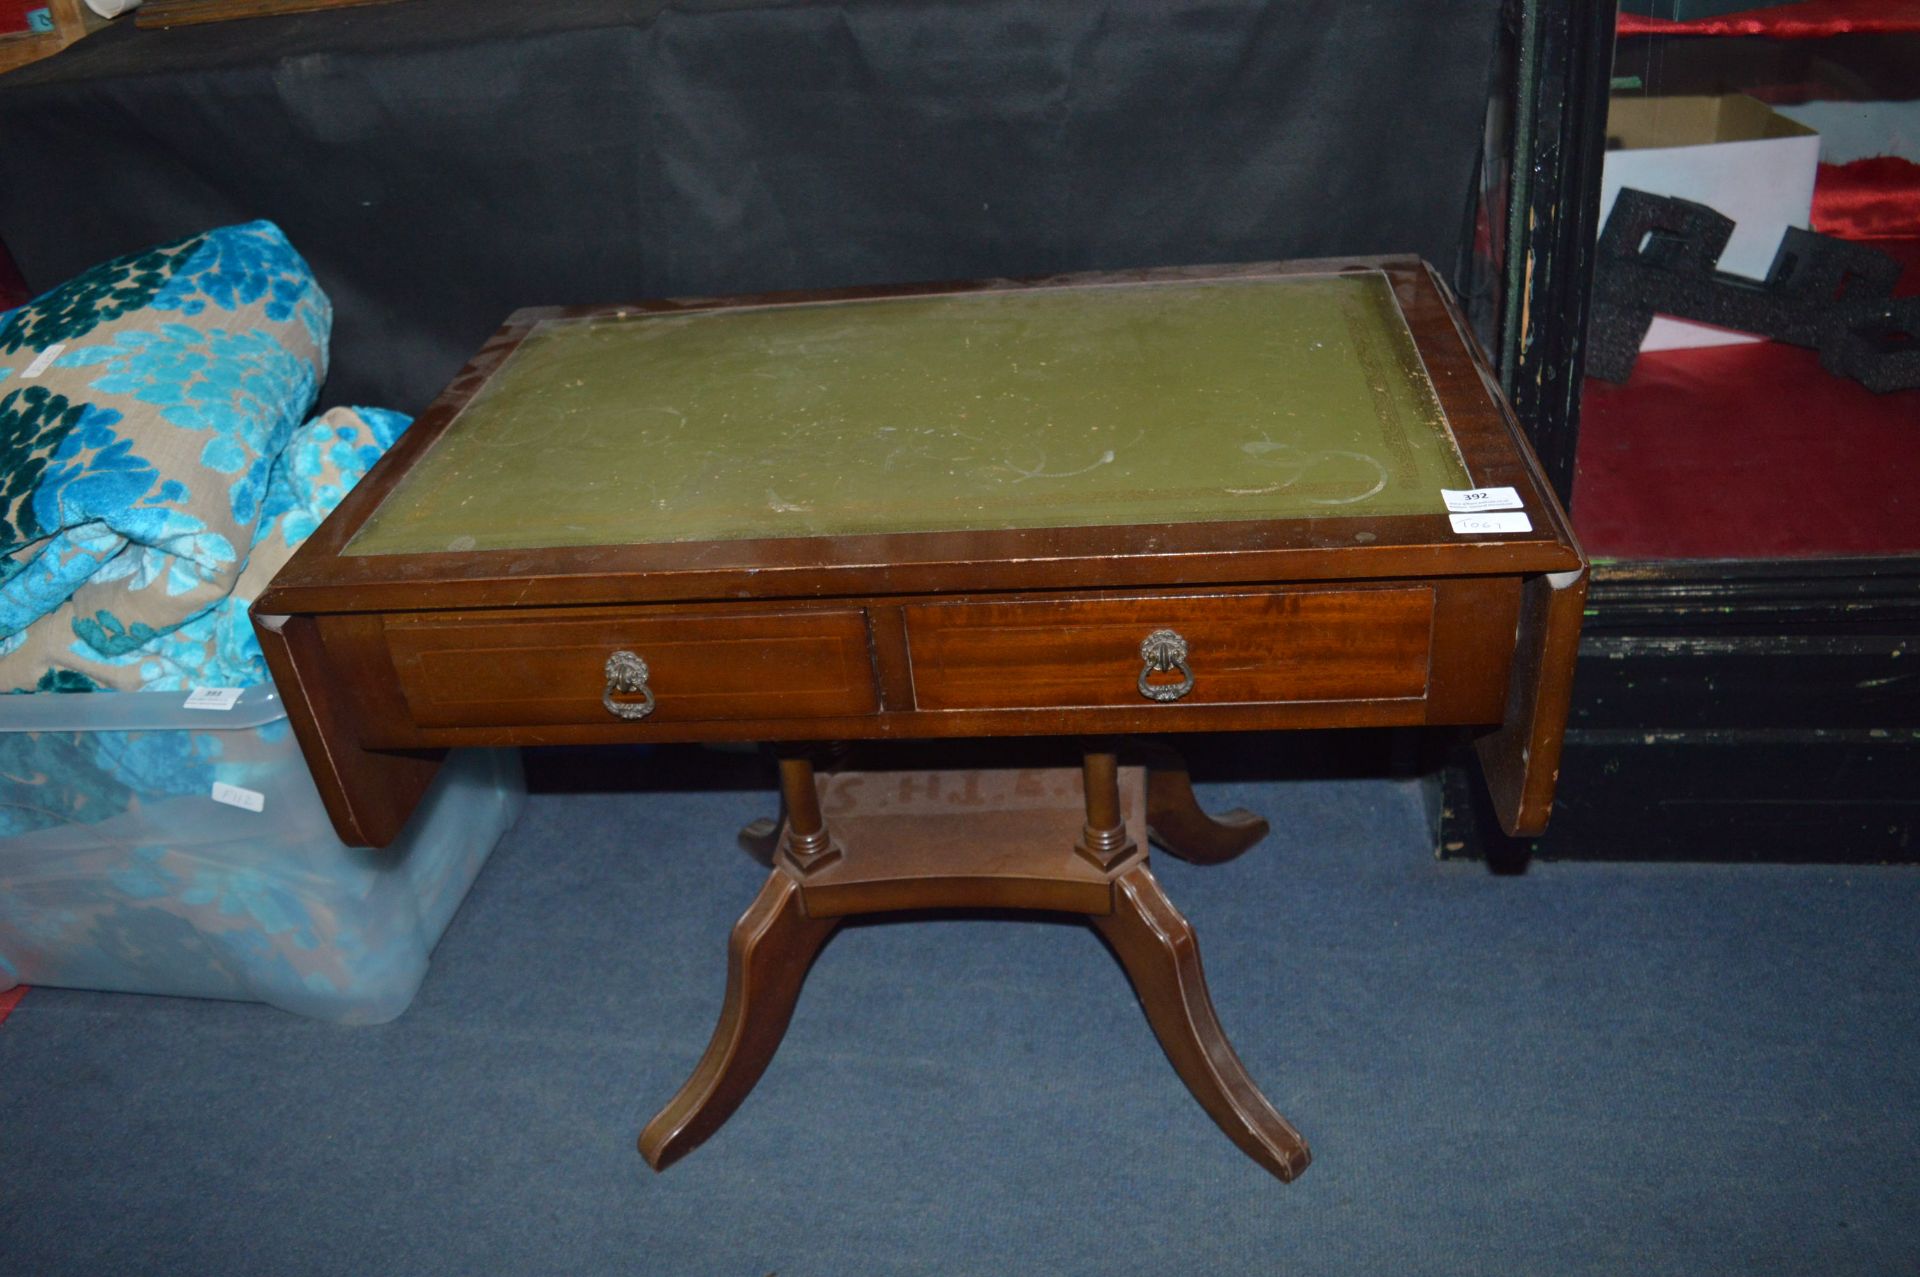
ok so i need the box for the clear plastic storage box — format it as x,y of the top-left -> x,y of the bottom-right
0,686 -> 523,1023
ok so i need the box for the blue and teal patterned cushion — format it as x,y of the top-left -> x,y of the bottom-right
0,221 -> 329,667
0,407 -> 408,694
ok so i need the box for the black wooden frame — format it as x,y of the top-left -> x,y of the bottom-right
1444,0 -> 1920,864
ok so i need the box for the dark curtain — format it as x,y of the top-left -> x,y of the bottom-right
0,0 -> 1504,411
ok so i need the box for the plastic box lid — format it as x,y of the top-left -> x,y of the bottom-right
0,685 -> 287,734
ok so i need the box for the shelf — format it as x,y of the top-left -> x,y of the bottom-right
1619,0 -> 1920,39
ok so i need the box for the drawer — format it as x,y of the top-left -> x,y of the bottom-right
384,607 -> 879,729
904,587 -> 1433,712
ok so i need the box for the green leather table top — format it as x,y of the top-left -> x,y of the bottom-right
347,271 -> 1469,556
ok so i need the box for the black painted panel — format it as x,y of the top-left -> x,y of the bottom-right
1444,556 -> 1920,864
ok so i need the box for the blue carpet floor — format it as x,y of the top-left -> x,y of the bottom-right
2,771 -> 1917,1275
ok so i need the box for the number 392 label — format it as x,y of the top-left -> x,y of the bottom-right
1441,486 -> 1524,513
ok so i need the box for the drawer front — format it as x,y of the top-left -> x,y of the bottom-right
904,588 -> 1433,712
385,607 -> 878,729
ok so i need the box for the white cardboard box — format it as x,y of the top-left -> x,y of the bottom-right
1599,94 -> 1821,351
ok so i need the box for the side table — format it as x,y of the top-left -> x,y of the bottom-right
254,259 -> 1586,1179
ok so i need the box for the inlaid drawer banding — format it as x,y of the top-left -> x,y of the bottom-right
384,607 -> 879,729
903,587 -> 1436,713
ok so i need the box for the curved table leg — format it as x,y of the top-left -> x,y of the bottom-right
1093,863 -> 1311,1182
639,870 -> 839,1170
1138,742 -> 1270,865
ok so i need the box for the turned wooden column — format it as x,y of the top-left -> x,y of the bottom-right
777,751 -> 841,873
1075,747 -> 1138,870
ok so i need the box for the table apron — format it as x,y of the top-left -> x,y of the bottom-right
325,577 -> 1523,749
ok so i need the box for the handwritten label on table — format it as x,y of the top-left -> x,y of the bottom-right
1449,511 -> 1532,535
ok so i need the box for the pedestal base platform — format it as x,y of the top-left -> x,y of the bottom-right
800,765 -> 1148,915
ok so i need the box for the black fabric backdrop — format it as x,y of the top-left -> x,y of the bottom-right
0,0 -> 1503,413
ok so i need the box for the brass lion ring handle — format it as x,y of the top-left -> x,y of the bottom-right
1138,628 -> 1194,702
603,650 -> 656,720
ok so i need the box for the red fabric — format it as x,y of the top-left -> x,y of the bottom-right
1619,0 -> 1920,37
0,986 -> 24,1027
1813,157 -> 1920,241
1575,241 -> 1920,560
0,1 -> 46,36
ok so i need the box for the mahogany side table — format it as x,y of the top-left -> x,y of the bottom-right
253,259 -> 1586,1181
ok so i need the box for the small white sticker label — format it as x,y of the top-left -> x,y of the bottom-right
21,343 -> 65,379
1450,511 -> 1533,535
211,782 -> 265,813
1442,486 -> 1524,513
184,686 -> 245,711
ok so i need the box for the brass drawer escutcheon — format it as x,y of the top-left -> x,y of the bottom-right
1138,629 -> 1194,702
604,650 -> 657,719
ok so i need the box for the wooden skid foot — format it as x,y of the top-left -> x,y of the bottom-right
1139,742 -> 1270,865
639,871 -> 838,1170
1092,863 -> 1311,1182
736,816 -> 780,866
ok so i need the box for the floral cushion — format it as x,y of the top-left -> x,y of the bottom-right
0,407 -> 408,693
0,221 -> 329,666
